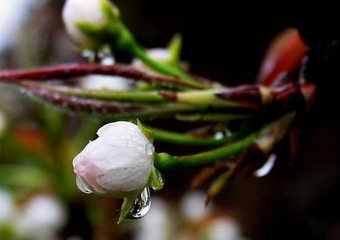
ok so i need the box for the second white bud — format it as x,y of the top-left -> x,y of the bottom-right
62,0 -> 120,47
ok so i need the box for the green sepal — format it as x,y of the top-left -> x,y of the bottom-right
118,197 -> 135,224
137,119 -> 154,143
100,0 -> 120,22
76,22 -> 104,39
167,34 -> 182,66
148,167 -> 164,191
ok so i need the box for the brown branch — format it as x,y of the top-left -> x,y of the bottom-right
0,63 -> 204,89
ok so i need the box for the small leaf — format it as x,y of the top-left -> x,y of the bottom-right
100,0 -> 120,22
148,167 -> 164,191
137,119 -> 154,143
167,34 -> 182,66
206,169 -> 233,205
254,112 -> 296,154
118,197 -> 135,224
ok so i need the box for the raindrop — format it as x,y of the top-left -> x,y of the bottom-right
254,154 -> 277,178
214,129 -> 232,140
155,168 -> 165,184
146,144 -> 155,156
82,49 -> 96,63
127,187 -> 151,220
76,175 -> 93,194
97,46 -> 115,65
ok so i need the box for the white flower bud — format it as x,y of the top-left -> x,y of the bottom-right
79,74 -> 135,91
14,195 -> 67,239
73,121 -> 154,198
62,0 -> 119,46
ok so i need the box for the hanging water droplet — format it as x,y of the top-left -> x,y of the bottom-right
214,129 -> 232,140
127,187 -> 151,220
254,153 -> 277,178
97,46 -> 115,65
76,175 -> 93,194
146,144 -> 155,156
155,168 -> 165,184
82,49 -> 96,63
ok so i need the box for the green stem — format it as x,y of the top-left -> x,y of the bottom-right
132,47 -> 209,89
31,84 -> 248,108
108,23 -> 210,89
155,131 -> 258,170
151,127 -> 243,147
175,113 -> 253,122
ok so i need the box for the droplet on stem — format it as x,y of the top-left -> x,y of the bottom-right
127,187 -> 151,219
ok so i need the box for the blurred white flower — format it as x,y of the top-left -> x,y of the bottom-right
180,191 -> 213,222
0,189 -> 16,225
79,74 -> 135,91
73,121 -> 154,198
62,0 -> 119,46
207,217 -> 243,240
134,198 -> 172,240
133,49 -> 171,71
15,195 -> 67,239
0,0 -> 46,54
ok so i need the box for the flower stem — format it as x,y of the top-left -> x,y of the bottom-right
132,46 -> 210,89
155,113 -> 295,170
151,127 -> 243,147
154,131 -> 258,170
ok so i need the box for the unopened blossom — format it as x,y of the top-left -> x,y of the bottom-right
73,121 -> 154,198
14,195 -> 67,239
79,74 -> 135,91
62,0 -> 119,47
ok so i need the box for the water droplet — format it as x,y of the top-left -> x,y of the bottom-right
127,187 -> 151,220
101,57 -> 115,66
155,169 -> 165,184
97,46 -> 115,65
146,144 -> 155,156
254,154 -> 277,178
75,162 -> 88,174
76,175 -> 93,194
82,50 -> 96,63
214,129 -> 232,140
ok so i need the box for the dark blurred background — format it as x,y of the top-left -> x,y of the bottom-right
1,1 -> 340,239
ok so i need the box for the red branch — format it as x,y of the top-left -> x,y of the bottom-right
0,63 -> 203,89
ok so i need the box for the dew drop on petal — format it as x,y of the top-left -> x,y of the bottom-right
254,153 -> 277,178
127,187 -> 151,220
76,175 -> 93,194
145,144 -> 155,156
